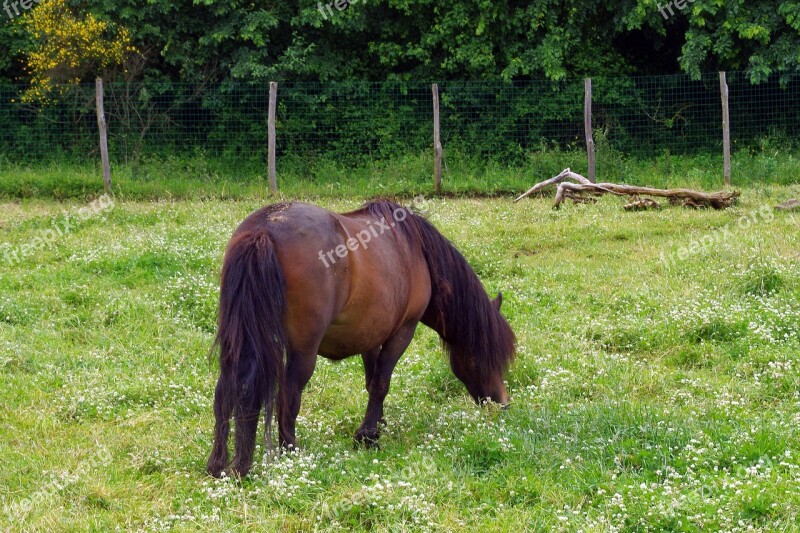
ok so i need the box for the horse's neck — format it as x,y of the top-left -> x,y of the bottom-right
420,298 -> 451,342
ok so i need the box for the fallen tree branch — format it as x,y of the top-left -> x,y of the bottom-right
775,199 -> 800,211
514,168 -> 740,210
624,198 -> 661,211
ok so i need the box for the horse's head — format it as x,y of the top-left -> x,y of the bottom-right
451,354 -> 510,405
448,292 -> 513,406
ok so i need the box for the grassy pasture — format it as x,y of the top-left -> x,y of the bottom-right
1,186 -> 800,531
2,147 -> 800,201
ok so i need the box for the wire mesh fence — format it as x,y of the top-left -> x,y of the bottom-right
0,72 -> 798,186
277,82 -> 432,171
594,73 -> 723,155
0,83 -> 98,162
438,80 -> 585,159
727,72 -> 800,149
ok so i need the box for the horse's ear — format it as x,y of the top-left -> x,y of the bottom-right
492,292 -> 503,310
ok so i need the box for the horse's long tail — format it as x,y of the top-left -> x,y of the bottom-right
207,228 -> 287,477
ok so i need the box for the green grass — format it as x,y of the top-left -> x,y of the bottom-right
1,181 -> 800,530
2,146 -> 800,201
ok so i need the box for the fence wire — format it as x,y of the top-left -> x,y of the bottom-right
0,73 -> 798,175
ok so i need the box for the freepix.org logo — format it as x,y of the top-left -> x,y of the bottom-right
657,0 -> 695,20
3,0 -> 44,21
317,0 -> 364,21
317,195 -> 428,268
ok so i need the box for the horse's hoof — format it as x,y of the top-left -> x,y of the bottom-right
206,458 -> 227,478
224,460 -> 251,479
280,442 -> 299,453
354,429 -> 381,448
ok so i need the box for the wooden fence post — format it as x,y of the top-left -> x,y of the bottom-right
95,78 -> 112,194
584,78 -> 596,183
719,72 -> 731,187
432,83 -> 442,194
268,81 -> 278,192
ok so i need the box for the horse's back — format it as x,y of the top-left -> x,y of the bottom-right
236,202 -> 338,246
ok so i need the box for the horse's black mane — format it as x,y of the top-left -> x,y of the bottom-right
355,199 -> 515,377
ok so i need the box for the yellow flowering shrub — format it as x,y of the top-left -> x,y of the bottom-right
19,0 -> 135,104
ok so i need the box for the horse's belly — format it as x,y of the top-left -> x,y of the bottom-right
316,319 -> 396,359
298,212 -> 431,360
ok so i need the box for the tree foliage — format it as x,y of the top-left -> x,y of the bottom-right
16,0 -> 134,102
1,0 -> 799,85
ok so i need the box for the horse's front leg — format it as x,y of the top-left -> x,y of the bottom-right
278,351 -> 317,450
355,322 -> 418,447
361,347 -> 383,425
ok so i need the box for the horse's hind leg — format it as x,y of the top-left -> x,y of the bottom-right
355,322 -> 418,447
207,379 -> 233,477
278,351 -> 317,450
227,385 -> 262,477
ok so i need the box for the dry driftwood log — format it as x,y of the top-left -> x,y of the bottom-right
513,168 -> 740,210
624,198 -> 661,211
775,199 -> 800,211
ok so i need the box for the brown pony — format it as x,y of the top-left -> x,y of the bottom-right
207,200 -> 515,477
